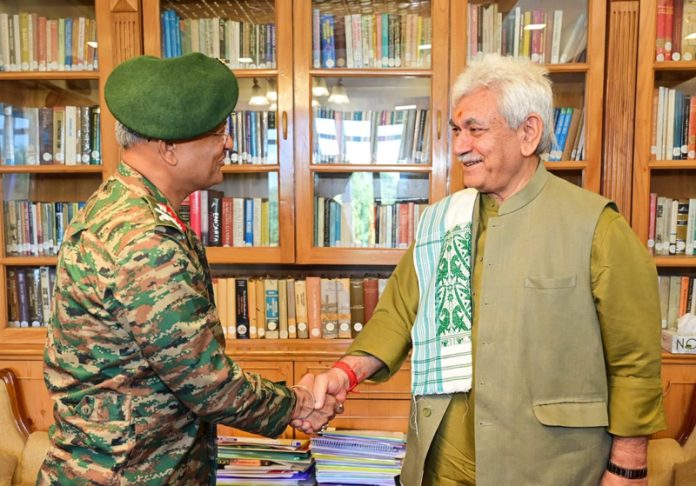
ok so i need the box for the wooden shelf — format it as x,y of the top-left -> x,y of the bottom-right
653,256 -> 696,268
0,257 -> 58,266
310,68 -> 432,77
0,165 -> 104,174
648,160 -> 696,170
310,164 -> 432,173
544,161 -> 587,171
220,165 -> 278,174
654,60 -> 696,72
0,71 -> 99,80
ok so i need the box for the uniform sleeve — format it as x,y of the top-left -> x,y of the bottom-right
592,207 -> 666,436
110,231 -> 295,437
347,244 -> 419,380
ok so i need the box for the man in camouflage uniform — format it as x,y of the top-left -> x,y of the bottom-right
39,53 -> 337,485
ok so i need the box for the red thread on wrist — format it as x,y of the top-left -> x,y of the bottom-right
332,361 -> 360,393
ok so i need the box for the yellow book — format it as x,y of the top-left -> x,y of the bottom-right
225,277 -> 236,339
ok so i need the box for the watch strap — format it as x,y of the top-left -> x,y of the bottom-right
606,461 -> 648,480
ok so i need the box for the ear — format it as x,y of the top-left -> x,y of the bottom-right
157,140 -> 178,167
518,113 -> 543,157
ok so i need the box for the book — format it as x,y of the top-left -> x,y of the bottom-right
235,279 -> 250,339
255,276 -> 266,338
320,278 -> 338,339
363,277 -> 379,323
286,278 -> 297,339
349,278 -> 365,338
306,276 -> 322,339
336,277 -> 351,338
263,278 -> 279,339
278,278 -> 288,339
294,279 -> 309,339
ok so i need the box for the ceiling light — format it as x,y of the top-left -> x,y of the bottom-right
328,79 -> 350,105
266,78 -> 278,102
249,78 -> 269,106
312,77 -> 329,97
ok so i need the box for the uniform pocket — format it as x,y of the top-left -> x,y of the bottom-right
532,400 -> 608,427
65,392 -> 135,461
524,275 -> 577,289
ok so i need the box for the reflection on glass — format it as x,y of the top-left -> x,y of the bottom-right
224,78 -> 278,165
160,0 -> 276,67
466,1 -> 588,64
2,173 -> 97,256
314,172 -> 429,248
0,2 -> 98,72
1,80 -> 102,166
190,173 -> 279,247
656,2 -> 696,62
311,0 -> 432,69
313,76 -> 430,164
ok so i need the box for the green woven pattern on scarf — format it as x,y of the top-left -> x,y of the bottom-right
435,222 -> 473,346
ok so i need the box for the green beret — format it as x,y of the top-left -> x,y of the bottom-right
104,53 -> 238,141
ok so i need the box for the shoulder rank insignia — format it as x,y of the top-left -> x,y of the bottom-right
154,202 -> 187,233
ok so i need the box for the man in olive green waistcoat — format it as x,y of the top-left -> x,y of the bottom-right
39,53 -> 338,485
310,54 -> 666,485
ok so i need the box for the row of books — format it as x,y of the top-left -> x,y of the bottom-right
648,195 -> 696,256
311,430 -> 406,485
212,276 -> 389,341
651,86 -> 696,161
160,10 -> 277,69
6,266 -> 55,328
224,110 -> 277,165
181,191 -> 280,248
468,6 -> 587,65
217,437 -> 313,485
312,10 -> 432,69
546,106 -> 585,162
3,201 -> 83,257
658,274 -> 696,329
655,0 -> 696,62
313,108 -> 431,164
314,196 -> 428,249
0,104 -> 102,166
0,12 -> 98,72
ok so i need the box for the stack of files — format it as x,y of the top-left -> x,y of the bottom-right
216,436 -> 315,485
310,429 -> 407,485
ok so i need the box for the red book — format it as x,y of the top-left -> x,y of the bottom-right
363,277 -> 379,323
221,196 -> 233,246
189,190 -> 201,238
306,276 -> 322,339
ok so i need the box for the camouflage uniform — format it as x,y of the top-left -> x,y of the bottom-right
39,162 -> 295,485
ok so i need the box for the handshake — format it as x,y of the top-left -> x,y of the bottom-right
288,365 -> 355,435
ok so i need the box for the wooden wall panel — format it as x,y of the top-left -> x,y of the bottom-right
602,1 -> 639,217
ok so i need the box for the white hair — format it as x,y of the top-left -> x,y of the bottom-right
115,121 -> 148,149
451,54 -> 555,155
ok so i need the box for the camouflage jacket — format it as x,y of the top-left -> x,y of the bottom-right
39,162 -> 296,485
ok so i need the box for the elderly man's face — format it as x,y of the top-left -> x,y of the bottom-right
450,88 -> 536,202
176,123 -> 232,190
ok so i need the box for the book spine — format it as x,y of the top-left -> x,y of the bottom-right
235,279 -> 249,339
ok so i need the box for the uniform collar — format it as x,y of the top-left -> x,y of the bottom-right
115,161 -> 172,207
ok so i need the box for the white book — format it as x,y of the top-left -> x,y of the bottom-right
513,7 -> 521,58
190,18 -> 200,53
13,14 -> 21,71
27,13 -> 36,71
559,13 -> 586,63
25,107 -> 39,165
655,87 -> 666,159
686,198 -> 696,255
76,17 -> 86,70
344,15 -> 353,68
232,197 -> 244,247
0,13 -> 9,71
669,199 -> 679,254
212,17 -> 221,59
551,10 -> 563,64
666,89 -> 676,160
63,105 -> 77,165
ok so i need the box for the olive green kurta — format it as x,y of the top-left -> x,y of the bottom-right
349,194 -> 665,484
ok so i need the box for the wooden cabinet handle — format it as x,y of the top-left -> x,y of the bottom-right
282,111 -> 288,140
437,110 -> 442,140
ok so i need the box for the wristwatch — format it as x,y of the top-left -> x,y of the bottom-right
607,461 -> 648,479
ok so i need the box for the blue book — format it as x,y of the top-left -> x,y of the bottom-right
320,14 -> 336,68
12,107 -> 29,165
244,198 -> 254,246
64,18 -> 73,70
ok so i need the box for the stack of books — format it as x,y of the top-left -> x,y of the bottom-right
216,436 -> 315,485
310,429 -> 406,485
